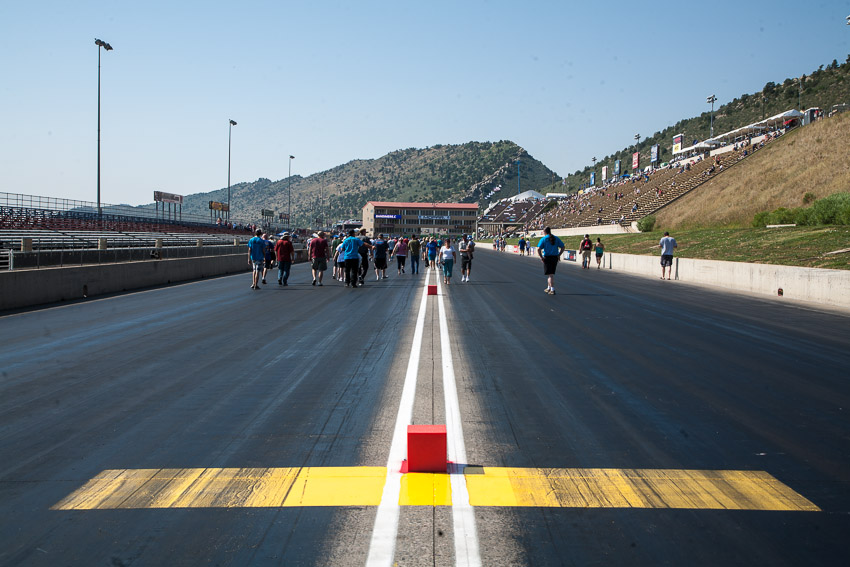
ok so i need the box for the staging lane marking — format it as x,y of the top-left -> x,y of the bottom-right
436,270 -> 481,566
52,466 -> 819,512
365,267 -> 432,566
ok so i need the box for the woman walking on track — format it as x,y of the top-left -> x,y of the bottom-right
537,227 -> 565,295
595,237 -> 605,269
439,237 -> 457,285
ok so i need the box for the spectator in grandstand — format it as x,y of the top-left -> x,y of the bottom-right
658,231 -> 677,280
459,234 -> 475,282
440,237 -> 457,285
247,229 -> 265,290
537,227 -> 565,295
594,238 -> 605,269
579,234 -> 593,269
408,235 -> 421,274
275,232 -> 295,286
308,231 -> 330,286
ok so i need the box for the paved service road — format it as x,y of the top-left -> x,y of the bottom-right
1,249 -> 848,566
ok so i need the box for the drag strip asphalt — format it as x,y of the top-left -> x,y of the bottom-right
1,250 -> 848,566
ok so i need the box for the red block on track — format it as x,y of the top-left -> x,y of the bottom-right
427,285 -> 437,295
407,424 -> 447,473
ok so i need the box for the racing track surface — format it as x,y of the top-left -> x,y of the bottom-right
1,249 -> 848,566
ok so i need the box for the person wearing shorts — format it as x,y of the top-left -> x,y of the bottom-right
247,229 -> 265,290
594,238 -> 605,269
373,234 -> 389,280
658,231 -> 677,280
308,231 -> 329,286
459,234 -> 474,282
537,227 -> 565,295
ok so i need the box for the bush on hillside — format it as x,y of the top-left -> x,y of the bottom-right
752,192 -> 850,227
637,215 -> 656,232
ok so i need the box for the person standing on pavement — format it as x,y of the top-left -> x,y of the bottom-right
308,231 -> 330,286
275,232 -> 295,286
518,236 -> 527,256
426,236 -> 439,269
247,229 -> 266,290
373,234 -> 389,280
341,229 -> 363,288
459,234 -> 475,282
357,228 -> 373,285
580,234 -> 593,269
392,237 -> 409,275
439,237 -> 457,285
537,227 -> 565,295
594,238 -> 605,269
408,235 -> 421,274
658,231 -> 678,280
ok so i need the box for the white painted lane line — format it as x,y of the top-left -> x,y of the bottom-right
365,268 -> 432,567
437,273 -> 482,566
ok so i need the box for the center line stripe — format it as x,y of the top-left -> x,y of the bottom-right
436,272 -> 482,566
365,267 -> 432,566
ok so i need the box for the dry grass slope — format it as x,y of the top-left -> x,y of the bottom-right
655,112 -> 850,230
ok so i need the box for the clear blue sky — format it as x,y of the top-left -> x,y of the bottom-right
2,0 -> 848,206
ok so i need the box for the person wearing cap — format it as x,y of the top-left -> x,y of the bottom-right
274,232 -> 295,286
408,235 -> 421,274
373,233 -> 389,280
458,234 -> 475,282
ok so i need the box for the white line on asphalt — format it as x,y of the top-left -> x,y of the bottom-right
437,272 -> 482,566
365,267 -> 431,567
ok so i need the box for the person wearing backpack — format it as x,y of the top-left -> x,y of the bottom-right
580,234 -> 593,269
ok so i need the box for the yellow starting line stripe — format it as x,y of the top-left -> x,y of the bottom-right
51,466 -> 820,512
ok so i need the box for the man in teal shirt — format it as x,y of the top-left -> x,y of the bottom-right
247,229 -> 265,290
536,227 -> 565,295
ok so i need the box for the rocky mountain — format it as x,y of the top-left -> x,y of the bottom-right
177,141 -> 559,227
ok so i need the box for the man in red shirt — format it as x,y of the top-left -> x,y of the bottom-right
274,232 -> 295,286
308,231 -> 330,286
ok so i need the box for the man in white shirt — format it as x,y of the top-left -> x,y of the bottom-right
658,231 -> 678,280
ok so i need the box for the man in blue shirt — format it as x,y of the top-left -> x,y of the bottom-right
340,229 -> 363,288
247,229 -> 265,290
536,227 -> 565,295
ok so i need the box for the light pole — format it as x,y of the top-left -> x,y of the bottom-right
592,156 -> 597,186
95,38 -> 113,218
707,94 -> 717,138
288,155 -> 295,230
227,119 -> 237,221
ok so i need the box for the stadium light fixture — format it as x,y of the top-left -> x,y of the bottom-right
707,94 -> 717,138
95,38 -> 113,219
634,133 -> 640,147
227,119 -> 237,221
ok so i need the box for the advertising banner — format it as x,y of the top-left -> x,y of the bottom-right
209,201 -> 229,212
651,144 -> 659,163
673,133 -> 684,154
614,160 -> 621,176
375,214 -> 401,219
602,166 -> 608,181
155,191 -> 183,204
590,172 -> 595,186
632,152 -> 640,170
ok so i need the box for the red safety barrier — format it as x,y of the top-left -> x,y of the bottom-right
406,424 -> 447,473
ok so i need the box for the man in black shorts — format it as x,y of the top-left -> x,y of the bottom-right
372,234 -> 389,280
357,228 -> 373,285
459,234 -> 475,282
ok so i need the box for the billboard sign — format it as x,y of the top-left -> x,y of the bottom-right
209,201 -> 229,212
590,172 -> 595,186
632,152 -> 640,170
375,214 -> 401,219
614,160 -> 621,176
602,165 -> 608,182
673,133 -> 684,154
651,144 -> 660,163
155,191 -> 183,204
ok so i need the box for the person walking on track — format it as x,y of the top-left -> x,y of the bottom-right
537,227 -> 565,295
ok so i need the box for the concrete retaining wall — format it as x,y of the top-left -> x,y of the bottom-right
0,254 -> 251,311
481,246 -> 850,310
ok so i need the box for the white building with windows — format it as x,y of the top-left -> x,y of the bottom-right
362,201 -> 479,237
